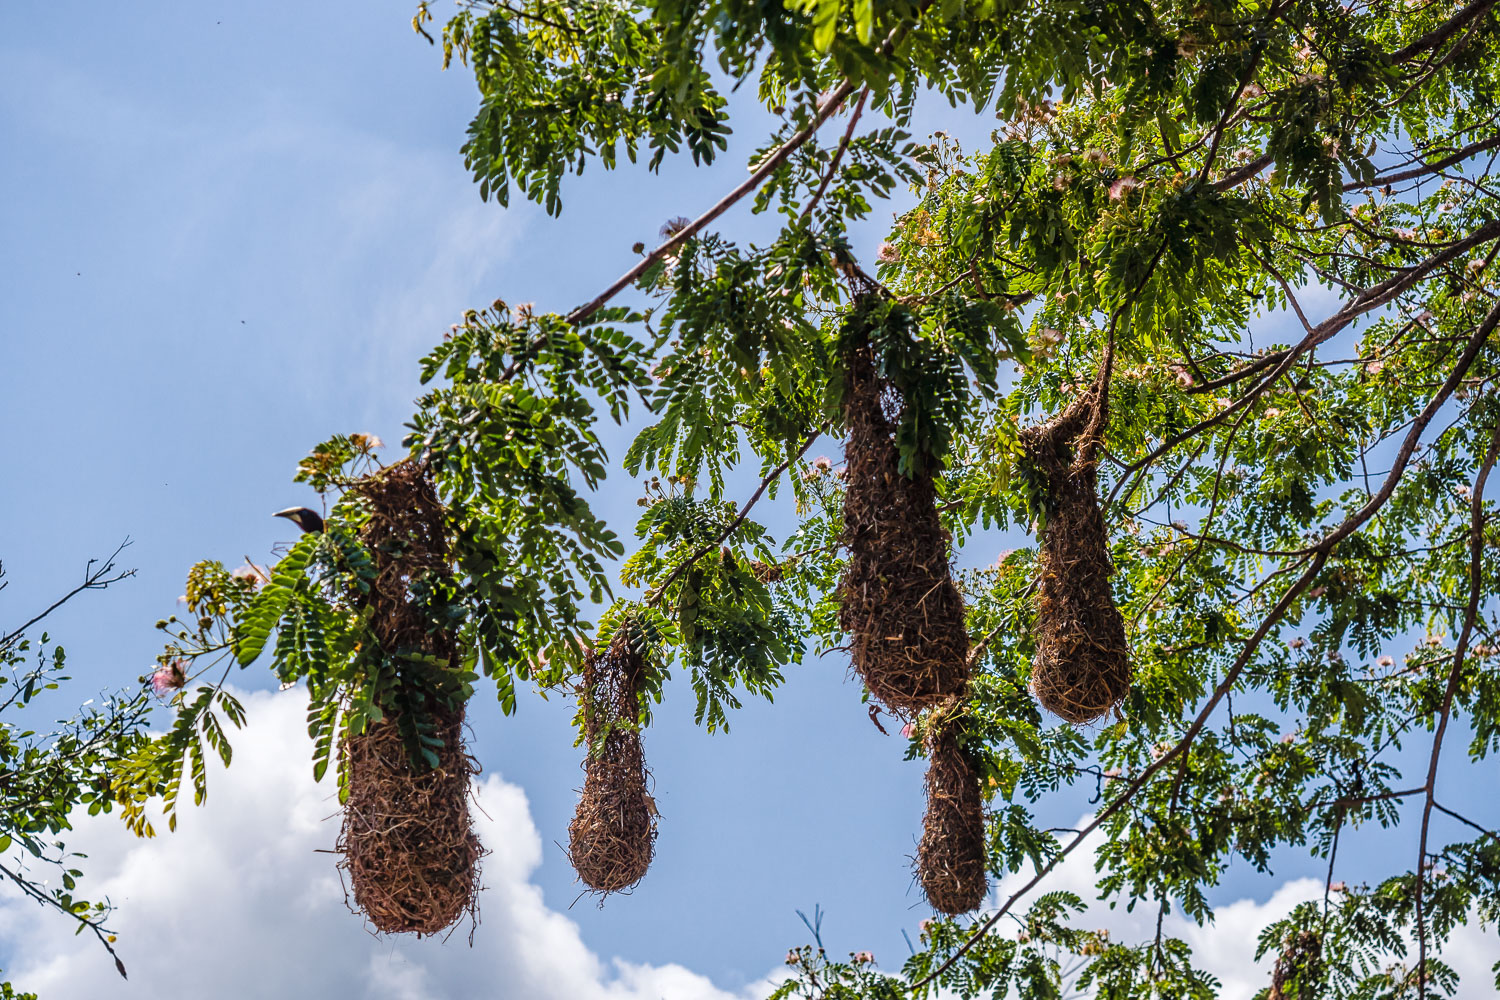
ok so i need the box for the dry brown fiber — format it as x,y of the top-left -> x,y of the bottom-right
837,334 -> 970,715
337,460 -> 481,934
917,707 -> 988,915
568,633 -> 657,893
339,705 -> 482,934
1020,391 -> 1131,724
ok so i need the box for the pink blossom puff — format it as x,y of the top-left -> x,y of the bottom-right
785,950 -> 800,966
901,722 -> 915,739
151,658 -> 188,695
1108,176 -> 1140,201
853,951 -> 875,964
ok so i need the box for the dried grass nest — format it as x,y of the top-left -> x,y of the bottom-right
837,334 -> 970,715
568,632 -> 657,894
337,461 -> 482,935
339,705 -> 482,935
1269,929 -> 1324,1000
1019,390 -> 1131,724
917,702 -> 988,915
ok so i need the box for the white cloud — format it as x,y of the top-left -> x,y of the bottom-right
4,700 -> 1495,1000
0,688 -> 762,1000
989,817 -> 1500,999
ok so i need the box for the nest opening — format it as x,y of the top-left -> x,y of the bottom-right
1020,391 -> 1131,724
837,331 -> 970,714
568,632 -> 657,894
337,461 -> 482,935
917,703 -> 988,915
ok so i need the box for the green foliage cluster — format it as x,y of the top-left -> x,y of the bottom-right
120,0 -> 1500,993
0,553 -> 148,985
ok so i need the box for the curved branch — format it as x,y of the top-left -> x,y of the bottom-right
1414,419 -> 1500,993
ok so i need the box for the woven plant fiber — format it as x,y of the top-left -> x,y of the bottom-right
568,633 -> 657,893
837,334 -> 970,714
339,705 -> 481,934
337,460 -> 481,935
1020,391 -> 1131,724
917,704 -> 988,914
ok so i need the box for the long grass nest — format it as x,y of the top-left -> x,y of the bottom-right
568,632 -> 657,894
837,333 -> 970,714
337,461 -> 482,935
1269,929 -> 1324,1000
916,701 -> 988,914
1019,389 -> 1131,724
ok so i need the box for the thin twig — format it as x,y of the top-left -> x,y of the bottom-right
802,87 -> 871,219
1414,419 -> 1500,993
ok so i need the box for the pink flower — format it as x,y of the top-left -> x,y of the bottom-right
1308,586 -> 1326,598
1104,767 -> 1122,778
1108,176 -> 1140,201
1289,637 -> 1306,650
232,564 -> 270,588
1280,733 -> 1295,744
1329,881 -> 1347,892
813,455 -> 833,471
785,949 -> 800,966
877,242 -> 901,263
901,723 -> 915,739
1378,655 -> 1394,667
151,658 -> 188,695
853,951 -> 875,964
919,918 -> 936,934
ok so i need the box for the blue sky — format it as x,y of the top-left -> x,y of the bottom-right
3,3 -> 1495,997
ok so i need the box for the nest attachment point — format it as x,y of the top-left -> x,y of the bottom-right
917,704 -> 988,915
338,705 -> 482,935
568,634 -> 657,894
838,335 -> 970,714
1021,392 -> 1131,724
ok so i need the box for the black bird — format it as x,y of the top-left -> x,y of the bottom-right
273,507 -> 325,533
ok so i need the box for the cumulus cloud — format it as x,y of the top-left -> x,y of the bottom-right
3,696 -> 1494,999
988,817 -> 1500,998
0,689 -> 766,1000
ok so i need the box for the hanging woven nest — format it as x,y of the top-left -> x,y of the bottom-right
568,632 -> 657,894
916,701 -> 988,914
339,704 -> 481,934
336,461 -> 482,935
1019,386 -> 1131,724
1268,929 -> 1324,1000
837,326 -> 970,714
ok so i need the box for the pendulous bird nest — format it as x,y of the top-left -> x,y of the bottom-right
338,704 -> 482,935
917,701 -> 988,914
568,631 -> 657,894
1019,388 -> 1131,724
1269,929 -> 1324,1000
337,460 -> 482,935
837,330 -> 970,715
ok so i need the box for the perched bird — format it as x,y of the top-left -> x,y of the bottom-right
273,507 -> 325,534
